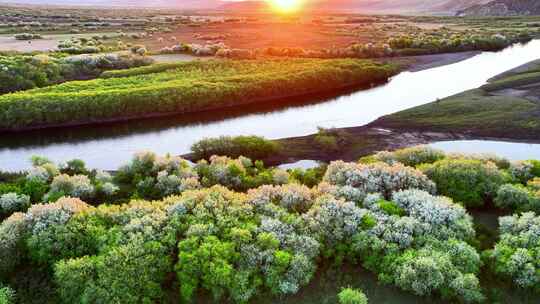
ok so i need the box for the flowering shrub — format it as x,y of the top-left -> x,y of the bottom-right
304,194 -> 370,260
0,213 -> 26,275
446,152 -> 511,170
420,158 -> 507,207
8,149 -> 539,302
166,186 -> 318,302
46,174 -> 95,201
495,184 -> 540,212
392,247 -> 483,302
391,190 -> 475,241
0,197 -> 90,275
59,159 -> 88,175
116,152 -> 199,199
509,161 -> 535,184
351,190 -> 481,302
323,161 -> 435,201
368,145 -> 445,167
55,239 -> 172,303
486,212 -> 540,291
248,184 -> 315,214
195,156 -> 289,191
0,192 -> 30,216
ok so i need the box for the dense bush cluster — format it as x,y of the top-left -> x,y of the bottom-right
13,32 -> 42,40
0,152 -> 299,222
57,35 -> 126,54
0,193 -> 30,217
367,147 -> 540,208
493,160 -> 540,213
0,59 -> 397,130
388,31 -> 532,55
0,157 -> 121,217
159,42 -> 227,57
156,30 -> 533,60
191,135 -> 280,161
0,53 -> 152,94
195,155 -> 289,191
0,158 -> 485,303
321,161 -> 436,201
420,159 -> 508,208
2,146 -> 540,302
362,145 -> 445,167
485,212 -> 540,291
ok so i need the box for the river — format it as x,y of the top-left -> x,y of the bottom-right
1,40 -> 540,171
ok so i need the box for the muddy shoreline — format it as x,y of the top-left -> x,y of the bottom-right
224,127 -> 540,167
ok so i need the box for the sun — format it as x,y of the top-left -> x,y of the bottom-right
268,0 -> 303,13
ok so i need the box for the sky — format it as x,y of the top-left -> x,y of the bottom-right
0,0 -> 490,13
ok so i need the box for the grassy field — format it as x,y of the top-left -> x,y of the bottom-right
0,58 -> 397,131
372,59 -> 540,139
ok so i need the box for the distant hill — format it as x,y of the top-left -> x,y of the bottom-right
0,0 -> 498,15
220,0 -> 492,14
457,0 -> 540,16
321,0 -> 492,14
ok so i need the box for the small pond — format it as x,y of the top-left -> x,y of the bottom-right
429,140 -> 540,161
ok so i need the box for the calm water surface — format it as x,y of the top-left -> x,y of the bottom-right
2,40 -> 540,171
430,140 -> 540,161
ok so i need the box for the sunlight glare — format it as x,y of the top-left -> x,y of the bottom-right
268,0 -> 303,13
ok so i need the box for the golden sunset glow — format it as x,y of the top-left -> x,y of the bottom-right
268,0 -> 303,13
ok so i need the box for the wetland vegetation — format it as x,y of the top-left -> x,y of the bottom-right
1,3 -> 540,304
0,58 -> 396,131
373,58 -> 540,139
1,147 -> 540,303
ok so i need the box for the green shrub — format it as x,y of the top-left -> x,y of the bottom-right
420,159 -> 507,207
372,146 -> 446,167
377,200 -> 405,216
314,127 -> 347,152
60,159 -> 88,175
0,285 -> 15,304
100,62 -> 187,78
0,184 -> 22,195
0,53 -> 152,95
288,165 -> 327,188
195,156 -> 288,191
0,59 -> 397,130
55,240 -> 171,303
338,288 -> 368,304
191,135 -> 280,161
486,212 -> 540,292
495,183 -> 540,212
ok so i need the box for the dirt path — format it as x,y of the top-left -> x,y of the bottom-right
0,32 -> 129,52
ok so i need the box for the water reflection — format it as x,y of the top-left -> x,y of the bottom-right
430,140 -> 540,161
2,40 -> 540,171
